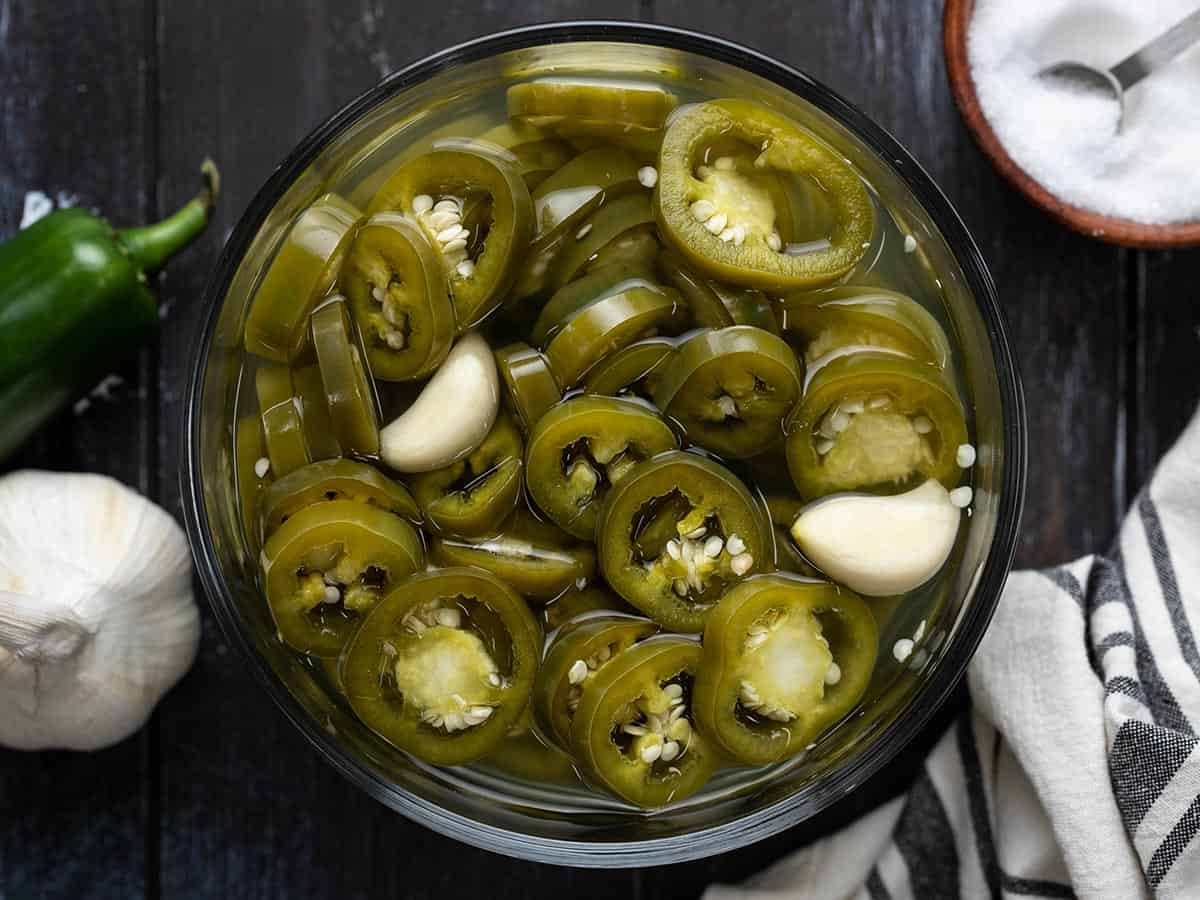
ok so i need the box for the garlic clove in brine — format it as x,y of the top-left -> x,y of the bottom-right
379,331 -> 500,473
0,470 -> 200,751
789,479 -> 962,597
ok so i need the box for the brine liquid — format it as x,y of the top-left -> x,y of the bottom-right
233,73 -> 972,811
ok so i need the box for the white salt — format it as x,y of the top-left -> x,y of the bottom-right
969,0 -> 1200,224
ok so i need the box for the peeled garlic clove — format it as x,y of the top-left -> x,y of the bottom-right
0,471 -> 200,750
789,480 -> 961,596
380,332 -> 499,473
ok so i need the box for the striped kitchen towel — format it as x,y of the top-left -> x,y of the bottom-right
706,410 -> 1200,900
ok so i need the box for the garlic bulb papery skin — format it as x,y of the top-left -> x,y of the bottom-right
0,471 -> 200,750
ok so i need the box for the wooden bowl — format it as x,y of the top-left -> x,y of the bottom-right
943,0 -> 1200,248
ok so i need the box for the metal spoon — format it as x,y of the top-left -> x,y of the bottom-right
1038,8 -> 1200,131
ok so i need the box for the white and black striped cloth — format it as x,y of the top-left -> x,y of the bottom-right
707,412 -> 1200,900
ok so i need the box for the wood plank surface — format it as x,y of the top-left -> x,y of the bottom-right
1133,251 -> 1200,490
0,1 -> 155,898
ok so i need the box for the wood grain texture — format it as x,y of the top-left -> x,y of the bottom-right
1133,250 -> 1200,488
0,1 -> 154,898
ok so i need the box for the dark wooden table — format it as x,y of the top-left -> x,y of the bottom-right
1,2 -> 1196,897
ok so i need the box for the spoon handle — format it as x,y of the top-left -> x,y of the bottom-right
1111,8 -> 1200,90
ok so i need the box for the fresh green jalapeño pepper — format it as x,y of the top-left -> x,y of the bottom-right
340,212 -> 455,381
411,412 -> 524,537
651,326 -> 803,459
258,458 -> 420,539
525,396 -> 679,539
693,574 -> 877,765
430,509 -> 597,602
341,567 -> 541,766
244,192 -> 361,362
368,144 -> 534,329
494,343 -> 561,434
571,636 -> 717,807
778,286 -> 953,369
0,163 -> 218,461
785,349 -> 967,498
596,450 -> 772,632
262,499 -> 424,656
655,100 -> 874,290
534,614 -> 658,750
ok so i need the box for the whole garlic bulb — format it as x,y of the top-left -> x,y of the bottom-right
0,471 -> 200,750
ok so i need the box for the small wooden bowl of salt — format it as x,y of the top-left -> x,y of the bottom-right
944,0 -> 1200,248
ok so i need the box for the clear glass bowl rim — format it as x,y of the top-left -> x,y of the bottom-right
180,20 -> 1028,867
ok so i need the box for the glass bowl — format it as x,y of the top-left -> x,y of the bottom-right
181,21 -> 1026,866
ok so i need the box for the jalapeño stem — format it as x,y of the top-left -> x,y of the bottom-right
116,159 -> 221,273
